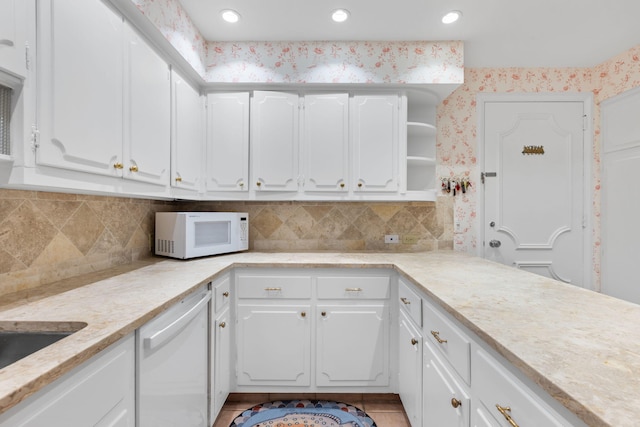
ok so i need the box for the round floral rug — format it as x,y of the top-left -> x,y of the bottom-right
229,399 -> 377,427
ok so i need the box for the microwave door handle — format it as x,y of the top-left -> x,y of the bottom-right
144,291 -> 211,350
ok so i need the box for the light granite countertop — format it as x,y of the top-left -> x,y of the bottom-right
1,251 -> 639,426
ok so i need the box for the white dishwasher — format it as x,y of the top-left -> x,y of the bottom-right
137,287 -> 211,427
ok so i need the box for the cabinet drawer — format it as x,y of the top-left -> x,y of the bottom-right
316,275 -> 390,299
213,275 -> 231,312
423,299 -> 471,384
398,278 -> 422,326
236,274 -> 312,299
473,348 -> 567,427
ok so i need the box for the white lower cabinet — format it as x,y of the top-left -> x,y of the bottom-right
398,309 -> 423,427
210,273 -> 232,424
212,307 -> 231,419
233,268 -> 392,391
236,303 -> 312,386
472,346 -> 571,427
316,304 -> 389,386
423,340 -> 470,427
399,277 -> 587,427
0,334 -> 135,427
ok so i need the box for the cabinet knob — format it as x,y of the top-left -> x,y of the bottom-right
340,182 -> 345,188
495,405 -> 519,427
357,182 -> 363,188
175,176 -> 182,182
300,312 -> 306,318
129,165 -> 139,172
451,398 -> 462,409
219,322 -> 226,328
239,182 -> 244,187
113,162 -> 123,169
223,291 -> 229,297
321,311 -> 327,317
256,182 -> 262,187
411,338 -> 418,346
430,330 -> 448,344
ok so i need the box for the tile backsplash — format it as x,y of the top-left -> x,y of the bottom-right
0,189 -> 452,297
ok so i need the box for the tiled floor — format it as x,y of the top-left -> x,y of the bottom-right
212,393 -> 411,427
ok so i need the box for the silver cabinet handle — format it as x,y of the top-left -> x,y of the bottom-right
400,297 -> 411,305
345,287 -> 362,292
489,239 -> 502,248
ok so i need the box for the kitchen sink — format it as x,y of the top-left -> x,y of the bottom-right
0,321 -> 87,370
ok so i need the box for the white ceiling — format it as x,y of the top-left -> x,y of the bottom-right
178,0 -> 640,68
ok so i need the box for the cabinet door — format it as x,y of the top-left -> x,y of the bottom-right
316,304 -> 389,386
352,95 -> 399,192
172,71 -> 203,192
206,92 -> 249,192
423,341 -> 470,427
251,91 -> 299,191
473,347 -> 567,427
0,335 -> 135,427
302,93 -> 349,192
471,401 -> 501,427
398,310 -> 423,427
211,307 -> 231,422
123,23 -> 170,186
236,304 -> 311,386
0,0 -> 27,77
36,0 -> 123,177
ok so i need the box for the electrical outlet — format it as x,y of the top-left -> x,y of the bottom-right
455,222 -> 462,233
384,234 -> 399,244
402,234 -> 419,244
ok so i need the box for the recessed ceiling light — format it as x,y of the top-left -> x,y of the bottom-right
331,9 -> 350,23
442,10 -> 462,24
221,9 -> 240,23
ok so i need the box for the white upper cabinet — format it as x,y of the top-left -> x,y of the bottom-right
171,70 -> 204,193
36,0 -> 171,190
0,0 -> 28,78
251,90 -> 299,192
351,94 -> 400,192
302,93 -> 349,193
206,92 -> 249,192
36,0 -> 123,177
123,22 -> 170,186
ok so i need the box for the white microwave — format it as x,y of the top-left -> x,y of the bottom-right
155,212 -> 248,259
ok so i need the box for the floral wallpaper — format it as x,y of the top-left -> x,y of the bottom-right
131,0 -> 208,76
129,1 -> 463,85
437,46 -> 640,290
205,41 -> 463,84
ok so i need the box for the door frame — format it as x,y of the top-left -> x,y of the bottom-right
476,93 -> 594,290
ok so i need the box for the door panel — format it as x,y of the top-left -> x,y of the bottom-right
206,92 -> 249,192
251,91 -> 299,191
236,304 -> 311,386
37,0 -> 123,176
123,23 -> 170,186
483,101 -> 585,285
303,93 -> 349,192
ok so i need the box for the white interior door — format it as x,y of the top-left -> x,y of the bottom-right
482,100 -> 586,286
